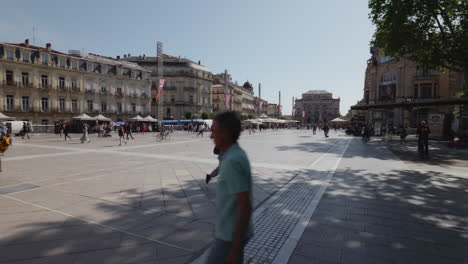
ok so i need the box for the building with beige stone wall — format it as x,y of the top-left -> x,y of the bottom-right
294,90 -> 340,124
0,40 -> 151,125
211,72 -> 247,114
125,55 -> 212,120
351,47 -> 467,136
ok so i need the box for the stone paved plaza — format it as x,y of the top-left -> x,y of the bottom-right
0,130 -> 467,263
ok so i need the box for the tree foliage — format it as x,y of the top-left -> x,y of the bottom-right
185,112 -> 192,119
369,0 -> 467,75
201,112 -> 209,119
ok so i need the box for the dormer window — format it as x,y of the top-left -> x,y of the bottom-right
88,63 -> 94,72
59,59 -> 65,68
71,61 -> 77,70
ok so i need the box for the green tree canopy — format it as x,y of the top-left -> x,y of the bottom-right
201,112 -> 209,119
185,112 -> 192,119
369,0 -> 468,89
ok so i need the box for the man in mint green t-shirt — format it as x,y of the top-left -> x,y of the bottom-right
206,111 -> 253,264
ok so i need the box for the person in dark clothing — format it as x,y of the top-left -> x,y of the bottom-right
417,121 -> 431,155
399,125 -> 407,144
21,122 -> 30,139
63,123 -> 72,141
125,123 -> 134,140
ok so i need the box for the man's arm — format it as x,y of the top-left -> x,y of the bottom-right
231,192 -> 252,253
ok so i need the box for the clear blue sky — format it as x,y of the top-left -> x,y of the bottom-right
1,0 -> 374,115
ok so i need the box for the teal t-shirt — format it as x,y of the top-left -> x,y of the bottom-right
215,143 -> 253,241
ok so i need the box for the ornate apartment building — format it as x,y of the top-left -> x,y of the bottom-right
241,81 -> 255,115
351,47 -> 467,136
211,72 -> 254,115
125,54 -> 213,120
294,90 -> 341,123
0,40 -> 151,124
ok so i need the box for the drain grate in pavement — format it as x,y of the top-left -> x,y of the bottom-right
0,183 -> 41,195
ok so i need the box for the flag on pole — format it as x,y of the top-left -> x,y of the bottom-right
225,94 -> 231,109
156,79 -> 166,101
259,100 -> 264,111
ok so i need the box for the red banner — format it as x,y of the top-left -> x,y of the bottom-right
259,100 -> 264,111
292,108 -> 295,117
302,111 -> 305,118
225,94 -> 231,109
156,79 -> 166,101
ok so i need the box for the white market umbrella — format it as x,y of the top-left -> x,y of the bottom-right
143,115 -> 158,122
331,117 -> 347,122
0,112 -> 15,121
72,113 -> 95,121
94,114 -> 112,122
129,115 -> 144,121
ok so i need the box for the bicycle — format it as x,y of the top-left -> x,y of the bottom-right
156,131 -> 170,142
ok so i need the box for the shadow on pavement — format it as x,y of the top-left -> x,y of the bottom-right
289,140 -> 468,264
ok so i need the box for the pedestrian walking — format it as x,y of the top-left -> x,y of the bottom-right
59,122 -> 64,138
312,124 -> 317,135
417,121 -> 431,155
63,123 -> 72,141
399,125 -> 407,144
80,123 -> 90,143
21,122 -> 30,139
323,123 -> 330,138
197,124 -> 205,137
118,125 -> 127,146
205,111 -> 253,264
97,124 -> 102,137
125,123 -> 134,140
0,123 -> 12,173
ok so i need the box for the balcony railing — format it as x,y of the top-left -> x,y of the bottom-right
40,84 -> 51,90
85,89 -> 94,94
115,91 -> 124,97
2,80 -> 18,87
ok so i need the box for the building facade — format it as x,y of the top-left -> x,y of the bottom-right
254,96 -> 268,117
0,40 -> 151,124
211,73 -> 247,114
267,103 -> 278,117
125,54 -> 213,120
241,81 -> 255,115
294,90 -> 340,124
351,47 -> 467,137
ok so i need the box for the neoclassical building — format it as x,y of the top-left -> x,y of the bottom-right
125,54 -> 213,120
0,40 -> 151,124
294,90 -> 341,123
351,47 -> 467,136
211,72 -> 254,115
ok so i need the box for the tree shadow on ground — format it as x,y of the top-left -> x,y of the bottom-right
385,139 -> 468,167
0,164 -> 303,264
286,141 -> 468,264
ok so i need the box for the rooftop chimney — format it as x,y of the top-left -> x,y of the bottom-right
24,39 -> 29,47
46,43 -> 51,50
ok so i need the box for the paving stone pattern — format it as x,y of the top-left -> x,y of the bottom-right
244,139 -> 349,263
